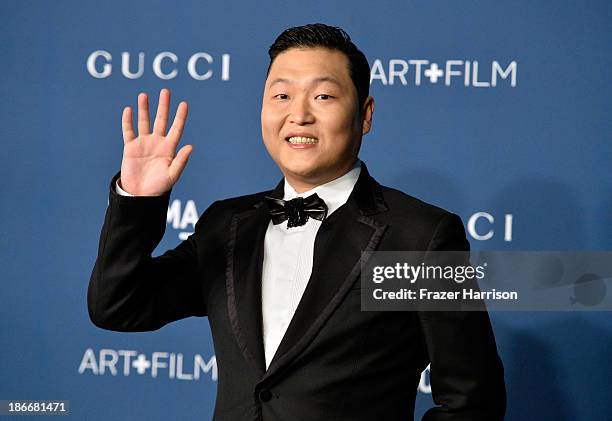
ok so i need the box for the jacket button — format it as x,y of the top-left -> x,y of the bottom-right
258,389 -> 272,402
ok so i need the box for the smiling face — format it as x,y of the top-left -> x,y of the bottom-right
261,47 -> 374,193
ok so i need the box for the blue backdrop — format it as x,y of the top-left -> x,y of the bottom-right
1,1 -> 611,419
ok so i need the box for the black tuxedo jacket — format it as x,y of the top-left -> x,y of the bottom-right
88,163 -> 506,421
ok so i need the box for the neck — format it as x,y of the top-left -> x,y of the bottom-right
284,160 -> 359,194
286,178 -> 323,194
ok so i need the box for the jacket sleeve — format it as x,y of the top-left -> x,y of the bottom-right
418,213 -> 507,421
87,172 -> 216,332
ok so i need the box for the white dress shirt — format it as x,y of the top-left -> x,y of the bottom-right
261,162 -> 361,368
115,161 -> 362,369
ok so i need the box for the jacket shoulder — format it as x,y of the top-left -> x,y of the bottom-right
375,185 -> 467,250
191,190 -> 272,238
197,189 -> 271,224
213,190 -> 272,212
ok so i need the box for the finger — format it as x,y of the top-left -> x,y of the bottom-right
167,101 -> 189,144
137,92 -> 150,135
121,106 -> 135,143
153,88 -> 170,136
169,144 -> 193,184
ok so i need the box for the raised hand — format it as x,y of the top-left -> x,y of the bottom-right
119,89 -> 192,196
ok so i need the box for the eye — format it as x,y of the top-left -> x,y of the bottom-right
274,93 -> 289,100
315,94 -> 333,100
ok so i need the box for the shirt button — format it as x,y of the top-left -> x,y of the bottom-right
259,389 -> 273,402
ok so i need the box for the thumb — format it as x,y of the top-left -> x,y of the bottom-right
169,144 -> 193,185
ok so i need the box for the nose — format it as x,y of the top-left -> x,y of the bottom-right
289,96 -> 314,125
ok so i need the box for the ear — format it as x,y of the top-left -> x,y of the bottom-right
361,96 -> 375,135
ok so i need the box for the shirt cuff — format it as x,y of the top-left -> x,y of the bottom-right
115,179 -> 134,197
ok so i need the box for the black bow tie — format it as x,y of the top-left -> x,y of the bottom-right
265,193 -> 328,228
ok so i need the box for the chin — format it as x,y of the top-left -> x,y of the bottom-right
277,154 -> 319,174
283,163 -> 320,179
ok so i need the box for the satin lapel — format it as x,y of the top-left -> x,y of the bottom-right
263,163 -> 388,381
226,182 -> 284,377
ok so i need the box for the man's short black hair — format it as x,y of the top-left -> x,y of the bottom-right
267,23 -> 370,111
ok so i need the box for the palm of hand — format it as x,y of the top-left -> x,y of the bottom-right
119,89 -> 192,196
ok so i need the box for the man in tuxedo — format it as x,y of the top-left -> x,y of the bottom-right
88,23 -> 506,420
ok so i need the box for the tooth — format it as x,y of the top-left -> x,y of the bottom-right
289,136 -> 318,144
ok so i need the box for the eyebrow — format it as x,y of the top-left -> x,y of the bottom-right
267,76 -> 343,88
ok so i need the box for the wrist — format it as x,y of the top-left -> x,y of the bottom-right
116,178 -> 135,197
